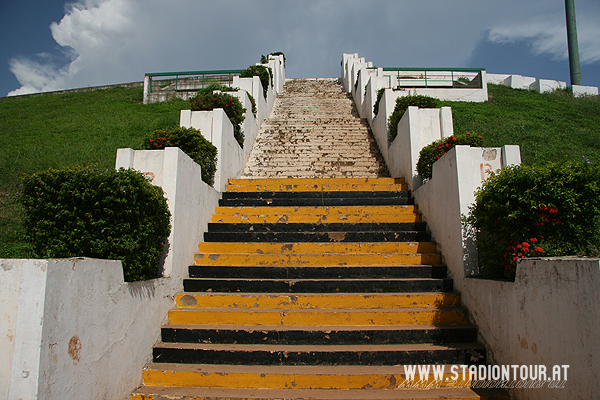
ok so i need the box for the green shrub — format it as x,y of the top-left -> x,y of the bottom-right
417,133 -> 484,181
466,159 -> 600,279
190,91 -> 246,148
388,94 -> 440,141
269,51 -> 286,66
21,166 -> 171,282
240,65 -> 272,99
142,127 -> 217,185
373,88 -> 386,116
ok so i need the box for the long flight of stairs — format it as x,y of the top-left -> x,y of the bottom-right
132,178 -> 509,400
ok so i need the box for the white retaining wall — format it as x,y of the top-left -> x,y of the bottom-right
463,258 -> 600,400
487,73 -> 598,97
2,147 -> 220,400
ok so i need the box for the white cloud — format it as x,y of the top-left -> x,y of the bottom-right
488,12 -> 600,64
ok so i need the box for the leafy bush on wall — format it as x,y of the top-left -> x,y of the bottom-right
240,65 -> 272,100
466,159 -> 600,279
142,127 -> 218,185
416,133 -> 484,181
21,166 -> 171,282
190,91 -> 246,148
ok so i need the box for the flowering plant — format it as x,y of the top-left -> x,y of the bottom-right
466,159 -> 600,279
417,132 -> 484,181
190,91 -> 246,148
142,127 -> 217,185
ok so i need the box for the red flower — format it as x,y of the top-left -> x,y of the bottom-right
534,247 -> 543,252
530,238 -> 538,242
150,139 -> 154,143
452,137 -> 456,141
466,132 -> 470,136
445,144 -> 449,148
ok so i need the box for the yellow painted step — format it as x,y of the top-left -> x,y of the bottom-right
194,252 -> 442,266
138,364 -> 476,390
175,292 -> 461,309
168,307 -> 468,326
211,212 -> 420,224
197,242 -> 437,255
214,205 -> 418,215
133,386 -> 510,400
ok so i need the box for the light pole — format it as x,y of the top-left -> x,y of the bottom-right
565,0 -> 582,86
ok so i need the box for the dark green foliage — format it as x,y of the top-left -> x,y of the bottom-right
388,94 -> 440,141
240,65 -> 272,99
466,160 -> 600,279
269,51 -> 286,66
190,91 -> 246,148
373,88 -> 386,116
142,127 -> 217,185
417,133 -> 484,181
21,166 -> 171,281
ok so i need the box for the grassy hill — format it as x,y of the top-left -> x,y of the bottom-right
1,83 -> 599,258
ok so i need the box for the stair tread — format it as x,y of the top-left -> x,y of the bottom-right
133,386 -> 510,400
154,342 -> 485,351
162,323 -> 477,331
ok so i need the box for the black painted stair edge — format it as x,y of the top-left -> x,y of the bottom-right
221,190 -> 413,199
207,222 -> 429,233
152,345 -> 487,366
160,325 -> 478,345
188,265 -> 448,279
182,278 -> 454,293
218,197 -> 414,206
204,231 -> 432,243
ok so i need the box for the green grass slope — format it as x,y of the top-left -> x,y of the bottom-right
0,86 -> 188,257
441,84 -> 600,165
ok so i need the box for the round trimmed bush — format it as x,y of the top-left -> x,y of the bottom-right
388,94 -> 440,141
21,166 -> 171,282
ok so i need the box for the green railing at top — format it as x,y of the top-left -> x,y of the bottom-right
382,67 -> 486,89
145,70 -> 243,94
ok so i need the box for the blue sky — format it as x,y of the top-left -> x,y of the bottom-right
1,0 -> 600,97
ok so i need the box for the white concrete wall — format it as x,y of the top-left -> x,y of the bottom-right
389,106 -> 454,190
529,79 -> 567,93
572,84 -> 599,97
180,108 -> 245,192
2,147 -> 221,400
413,145 -> 521,288
463,258 -> 600,400
234,75 -> 269,125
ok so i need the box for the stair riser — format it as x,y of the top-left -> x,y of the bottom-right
211,214 -> 420,224
214,205 -> 416,215
183,279 -> 453,293
161,327 -> 478,345
228,178 -> 404,186
188,265 -> 447,280
168,308 -> 466,326
204,231 -> 432,243
207,222 -> 427,233
227,184 -> 407,192
221,190 -> 412,199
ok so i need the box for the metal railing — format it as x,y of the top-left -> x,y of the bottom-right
145,70 -> 242,94
382,68 -> 485,89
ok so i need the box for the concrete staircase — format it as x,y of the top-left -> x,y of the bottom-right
242,78 -> 388,178
131,79 -> 509,399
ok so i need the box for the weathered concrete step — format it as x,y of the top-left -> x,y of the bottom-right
193,252 -> 441,267
227,183 -> 405,193
204,230 -> 431,243
133,385 -> 510,400
182,278 -> 454,294
188,265 -> 447,280
211,213 -> 419,224
229,177 -> 402,186
174,292 -> 459,309
222,190 -> 408,199
135,364 -> 507,394
197,242 -> 435,255
151,342 -> 486,366
161,323 -> 477,345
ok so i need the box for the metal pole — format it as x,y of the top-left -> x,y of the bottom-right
565,0 -> 582,86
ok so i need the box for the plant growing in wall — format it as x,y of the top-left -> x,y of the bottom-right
142,127 -> 218,185
416,132 -> 484,181
190,91 -> 246,148
388,94 -> 440,141
466,158 -> 600,279
373,88 -> 386,116
240,65 -> 272,100
21,166 -> 171,282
